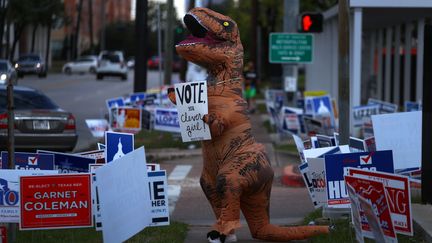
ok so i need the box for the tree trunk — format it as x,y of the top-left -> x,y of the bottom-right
31,24 -> 38,53
88,0 -> 94,53
10,25 -> 23,62
45,21 -> 52,72
73,0 -> 83,59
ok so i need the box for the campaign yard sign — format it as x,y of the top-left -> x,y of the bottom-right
324,150 -> 394,208
105,131 -> 134,163
404,101 -> 422,112
367,98 -> 398,114
85,119 -> 109,138
174,81 -> 211,142
1,152 -> 54,170
147,163 -> 161,172
307,158 -> 328,207
130,92 -> 146,106
78,150 -> 106,164
37,150 -> 96,173
95,147 -> 151,243
299,163 -> 319,208
352,104 -> 380,127
281,107 -> 302,135
154,108 -> 181,133
349,168 -> 412,235
105,97 -> 125,111
110,107 -> 142,131
346,184 -> 365,243
20,174 -> 92,230
345,175 -> 397,242
372,111 -> 421,170
0,170 -> 58,223
148,170 -> 169,226
89,164 -> 104,231
357,195 -> 390,243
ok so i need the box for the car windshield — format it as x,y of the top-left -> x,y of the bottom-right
0,63 -> 7,71
0,89 -> 59,112
101,54 -> 120,63
18,55 -> 40,62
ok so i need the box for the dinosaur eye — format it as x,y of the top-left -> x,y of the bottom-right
223,22 -> 229,27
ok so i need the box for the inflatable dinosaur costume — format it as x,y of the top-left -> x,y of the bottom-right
169,8 -> 330,242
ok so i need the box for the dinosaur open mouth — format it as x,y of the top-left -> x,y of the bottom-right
177,14 -> 224,46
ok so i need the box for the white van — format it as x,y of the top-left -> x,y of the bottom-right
96,51 -> 128,81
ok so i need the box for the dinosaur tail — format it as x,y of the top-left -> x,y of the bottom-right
248,223 -> 329,241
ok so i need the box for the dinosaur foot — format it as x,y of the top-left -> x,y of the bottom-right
207,230 -> 237,243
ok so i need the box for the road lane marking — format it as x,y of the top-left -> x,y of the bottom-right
168,185 -> 181,214
168,165 -> 192,181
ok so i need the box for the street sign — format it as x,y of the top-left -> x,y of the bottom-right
269,33 -> 313,63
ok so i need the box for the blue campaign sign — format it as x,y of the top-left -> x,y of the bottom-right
324,150 -> 394,208
37,150 -> 96,173
106,97 -> 125,111
130,93 -> 146,103
1,152 -> 55,170
154,108 -> 180,133
404,101 -> 422,112
105,131 -> 134,163
311,95 -> 333,117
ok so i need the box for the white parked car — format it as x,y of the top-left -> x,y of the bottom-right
96,51 -> 128,81
62,56 -> 97,75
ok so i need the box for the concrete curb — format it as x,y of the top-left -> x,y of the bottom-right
280,165 -> 304,187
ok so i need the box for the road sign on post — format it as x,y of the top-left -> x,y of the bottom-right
269,33 -> 313,63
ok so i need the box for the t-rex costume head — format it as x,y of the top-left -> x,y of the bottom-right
172,8 -> 330,242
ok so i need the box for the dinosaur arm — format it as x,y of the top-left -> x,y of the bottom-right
167,87 -> 176,105
203,112 -> 227,138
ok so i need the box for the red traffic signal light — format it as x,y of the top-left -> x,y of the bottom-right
299,13 -> 323,33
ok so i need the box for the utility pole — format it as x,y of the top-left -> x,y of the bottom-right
422,24 -> 432,204
134,0 -> 148,92
338,0 -> 350,145
251,0 -> 258,66
164,0 -> 174,85
283,0 -> 299,102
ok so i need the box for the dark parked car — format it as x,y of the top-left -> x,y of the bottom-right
0,59 -> 17,85
14,54 -> 47,78
0,86 -> 78,151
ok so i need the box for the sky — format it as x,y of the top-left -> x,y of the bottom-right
131,0 -> 188,20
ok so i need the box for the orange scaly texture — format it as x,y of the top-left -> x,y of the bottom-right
173,8 -> 329,241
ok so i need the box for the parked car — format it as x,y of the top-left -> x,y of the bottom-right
14,54 -> 47,78
0,86 -> 78,152
147,55 -> 182,72
96,51 -> 128,80
62,55 -> 97,75
0,59 -> 18,85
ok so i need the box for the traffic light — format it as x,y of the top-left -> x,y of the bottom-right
298,13 -> 323,33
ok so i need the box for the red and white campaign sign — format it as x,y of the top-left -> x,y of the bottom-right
349,168 -> 412,235
20,174 -> 92,230
344,175 -> 397,242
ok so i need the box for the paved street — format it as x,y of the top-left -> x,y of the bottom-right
18,70 -> 179,152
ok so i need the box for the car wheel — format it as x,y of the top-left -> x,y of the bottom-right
65,67 -> 72,75
18,73 -> 23,78
38,72 -> 47,78
89,67 -> 96,74
121,74 -> 127,81
97,74 -> 103,80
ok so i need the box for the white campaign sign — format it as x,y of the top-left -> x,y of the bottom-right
174,81 -> 211,142
0,169 -> 58,223
307,158 -> 327,207
372,111 -> 421,170
95,147 -> 151,243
